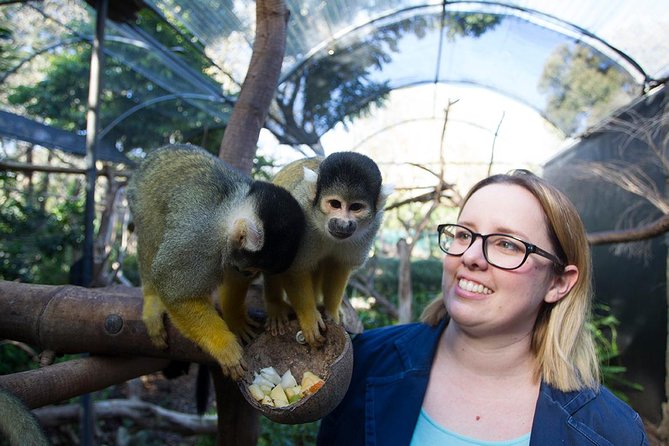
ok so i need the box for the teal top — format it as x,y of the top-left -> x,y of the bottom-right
410,408 -> 531,446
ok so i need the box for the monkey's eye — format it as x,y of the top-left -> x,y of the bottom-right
328,199 -> 342,209
349,203 -> 365,212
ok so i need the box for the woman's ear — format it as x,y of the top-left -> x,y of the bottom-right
544,265 -> 578,304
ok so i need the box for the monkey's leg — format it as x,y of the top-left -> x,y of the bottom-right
142,284 -> 169,349
263,274 -> 293,336
284,271 -> 326,346
321,259 -> 351,324
164,298 -> 246,381
218,269 -> 259,344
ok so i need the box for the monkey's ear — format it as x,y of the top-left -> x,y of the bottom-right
377,183 -> 394,209
231,218 -> 263,252
303,166 -> 318,201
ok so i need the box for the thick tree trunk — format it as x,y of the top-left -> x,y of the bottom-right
219,0 -> 289,173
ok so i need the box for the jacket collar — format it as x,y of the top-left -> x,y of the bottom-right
369,319 -> 599,446
392,318 -> 446,372
367,319 -> 445,446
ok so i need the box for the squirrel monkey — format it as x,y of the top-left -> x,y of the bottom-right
128,144 -> 305,380
0,388 -> 48,446
264,152 -> 391,346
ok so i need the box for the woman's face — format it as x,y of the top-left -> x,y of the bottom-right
441,183 -> 570,340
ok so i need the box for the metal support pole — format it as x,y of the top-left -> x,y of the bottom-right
81,1 -> 108,443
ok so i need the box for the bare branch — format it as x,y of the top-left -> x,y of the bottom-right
577,161 -> 669,214
34,399 -> 217,436
0,340 -> 39,361
348,277 -> 398,320
0,159 -> 130,177
588,214 -> 669,245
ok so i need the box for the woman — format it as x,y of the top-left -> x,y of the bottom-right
318,170 -> 648,445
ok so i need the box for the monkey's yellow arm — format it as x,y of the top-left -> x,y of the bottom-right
218,267 -> 260,344
163,297 -> 246,380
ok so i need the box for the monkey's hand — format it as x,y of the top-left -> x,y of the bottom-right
218,272 -> 261,344
323,307 -> 343,324
296,309 -> 327,347
217,341 -> 247,381
265,299 -> 293,336
224,312 -> 261,345
166,298 -> 248,381
142,291 -> 169,349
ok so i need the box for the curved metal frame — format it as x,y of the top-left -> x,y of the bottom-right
279,1 -> 650,86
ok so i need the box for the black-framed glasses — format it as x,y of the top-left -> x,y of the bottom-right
437,224 -> 565,271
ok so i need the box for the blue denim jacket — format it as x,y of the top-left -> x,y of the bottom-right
317,320 -> 648,446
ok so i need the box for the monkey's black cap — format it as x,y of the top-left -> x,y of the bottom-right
315,152 -> 383,211
243,181 -> 306,274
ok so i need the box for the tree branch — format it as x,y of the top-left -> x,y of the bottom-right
0,356 -> 170,409
348,277 -> 398,319
0,159 -> 129,177
587,214 -> 669,245
0,282 -> 220,365
219,0 -> 289,173
34,399 -> 217,435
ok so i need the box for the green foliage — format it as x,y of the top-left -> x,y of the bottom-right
195,435 -> 216,446
6,42 -> 226,155
122,254 -> 141,287
538,44 -> 637,135
588,304 -> 643,401
0,344 -> 35,375
0,22 -> 16,73
252,154 -> 281,181
353,256 -> 442,328
443,12 -> 502,39
258,418 -> 319,446
5,8 -> 228,156
0,170 -> 84,284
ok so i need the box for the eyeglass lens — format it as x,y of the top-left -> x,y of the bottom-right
439,224 -> 529,270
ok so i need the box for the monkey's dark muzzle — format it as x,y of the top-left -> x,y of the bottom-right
328,219 -> 356,239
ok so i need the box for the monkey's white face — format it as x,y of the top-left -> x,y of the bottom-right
319,194 -> 373,240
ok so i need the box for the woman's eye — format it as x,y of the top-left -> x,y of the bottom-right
497,238 -> 521,252
455,231 -> 471,241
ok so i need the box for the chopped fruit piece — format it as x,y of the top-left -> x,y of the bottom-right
301,371 -> 325,393
270,384 -> 289,407
248,367 -> 325,408
281,369 -> 298,388
260,367 -> 282,385
252,372 -> 274,388
248,384 -> 265,401
306,379 -> 325,395
285,385 -> 302,403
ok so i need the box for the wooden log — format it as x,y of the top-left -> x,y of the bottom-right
0,356 -> 170,409
0,281 -> 251,363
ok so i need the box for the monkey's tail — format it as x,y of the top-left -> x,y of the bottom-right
195,364 -> 211,416
0,388 -> 49,446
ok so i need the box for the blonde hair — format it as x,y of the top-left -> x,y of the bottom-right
421,170 -> 600,391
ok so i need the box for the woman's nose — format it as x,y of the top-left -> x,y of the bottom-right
460,236 -> 488,269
